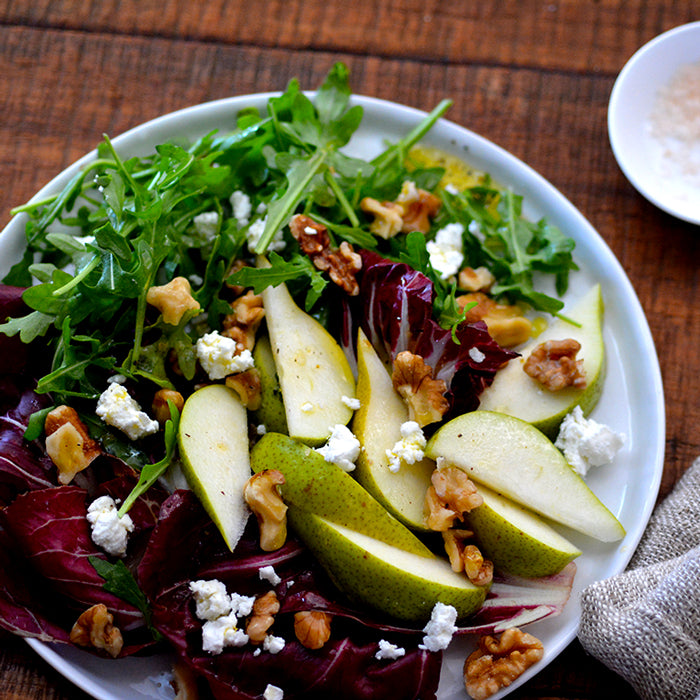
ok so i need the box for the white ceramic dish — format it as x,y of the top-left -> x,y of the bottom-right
0,94 -> 665,699
608,21 -> 700,225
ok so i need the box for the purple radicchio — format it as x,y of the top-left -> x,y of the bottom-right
355,251 -> 517,414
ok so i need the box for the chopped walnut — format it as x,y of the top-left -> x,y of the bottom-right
523,338 -> 586,391
69,604 -> 123,658
289,214 -> 363,295
246,590 -> 280,644
464,628 -> 544,700
426,465 -> 483,531
359,197 -> 404,239
152,389 -> 185,424
458,266 -> 496,293
226,259 -> 249,295
442,528 -> 474,571
294,610 -> 332,650
462,544 -> 494,587
225,368 -> 262,410
44,405 -> 101,484
222,290 -> 265,352
392,351 -> 449,427
146,276 -> 200,326
457,292 -> 532,348
395,180 -> 442,233
243,470 -> 288,551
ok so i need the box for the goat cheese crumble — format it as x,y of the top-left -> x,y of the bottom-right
375,639 -> 406,660
189,579 -> 232,621
246,216 -> 286,253
193,211 -> 220,241
86,495 -> 134,557
419,602 -> 458,652
342,395 -> 361,410
259,565 -> 282,586
195,330 -> 254,380
230,190 -> 252,227
263,685 -> 284,700
95,382 -> 159,440
426,222 -> 465,280
201,613 -> 249,654
315,424 -> 362,472
263,634 -> 286,654
385,421 -> 426,473
555,405 -> 625,476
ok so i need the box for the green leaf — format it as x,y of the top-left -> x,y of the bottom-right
0,311 -> 54,343
23,406 -> 54,440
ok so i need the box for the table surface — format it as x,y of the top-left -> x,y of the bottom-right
1,1 -> 698,699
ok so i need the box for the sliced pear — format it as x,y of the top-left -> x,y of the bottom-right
478,284 -> 605,438
290,511 -> 487,622
466,484 -> 581,578
252,334 -> 288,434
178,384 -> 251,551
250,432 -> 429,556
352,329 -> 434,531
261,279 -> 355,446
425,410 -> 625,542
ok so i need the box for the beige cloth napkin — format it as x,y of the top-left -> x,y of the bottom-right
578,457 -> 700,700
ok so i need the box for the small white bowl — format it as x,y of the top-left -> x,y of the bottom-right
608,21 -> 700,225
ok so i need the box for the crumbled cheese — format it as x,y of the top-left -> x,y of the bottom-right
303,225 -> 317,235
107,374 -> 127,384
86,495 -> 134,558
193,211 -> 220,241
96,382 -> 159,440
201,613 -> 249,654
263,634 -> 286,654
341,395 -> 361,410
258,565 -> 282,586
444,183 -> 459,195
300,401 -> 314,413
189,273 -> 203,287
246,216 -> 286,253
189,579 -> 232,621
315,424 -> 362,472
263,685 -> 284,700
419,602 -> 458,652
426,223 -> 465,280
468,220 -> 482,237
256,423 -> 267,435
195,330 -> 254,380
230,190 -> 252,227
468,346 -> 486,363
375,639 -> 406,660
555,405 -> 625,476
230,592 -> 256,617
385,421 -> 426,473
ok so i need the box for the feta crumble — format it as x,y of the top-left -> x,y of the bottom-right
263,634 -> 286,654
444,183 -> 459,195
86,495 -> 134,557
258,565 -> 282,586
419,602 -> 458,652
555,405 -> 626,476
189,579 -> 232,621
230,592 -> 256,617
230,190 -> 252,227
193,211 -> 220,241
341,395 -> 361,410
201,613 -> 249,654
300,401 -> 314,413
256,423 -> 268,435
385,421 -> 426,473
263,685 -> 284,700
375,639 -> 406,660
315,424 -> 362,472
468,346 -> 486,363
426,223 -> 465,280
95,383 -> 159,441
195,330 -> 254,380
246,216 -> 286,253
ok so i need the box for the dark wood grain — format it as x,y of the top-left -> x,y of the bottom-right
0,2 -> 697,698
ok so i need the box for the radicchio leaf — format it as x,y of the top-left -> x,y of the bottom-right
0,285 -> 32,374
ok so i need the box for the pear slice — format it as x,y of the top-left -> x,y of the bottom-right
252,334 -> 288,434
425,410 -> 625,542
466,484 -> 581,578
352,329 -> 434,531
289,511 -> 487,622
250,432 -> 429,556
261,280 -> 355,446
478,284 -> 605,438
178,384 -> 251,551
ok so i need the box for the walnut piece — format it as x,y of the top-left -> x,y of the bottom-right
245,590 -> 280,644
442,528 -> 474,571
44,405 -> 101,484
222,290 -> 265,352
152,389 -> 185,424
458,266 -> 496,293
457,292 -> 532,348
294,610 -> 332,650
523,338 -> 586,391
243,470 -> 288,551
146,276 -> 200,326
426,465 -> 483,531
464,628 -> 544,700
395,180 -> 442,234
289,214 -> 363,295
359,197 -> 404,239
225,368 -> 262,410
392,351 -> 449,427
69,604 -> 123,658
442,529 -> 493,586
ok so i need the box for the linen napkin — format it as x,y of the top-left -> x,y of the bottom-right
578,457 -> 700,700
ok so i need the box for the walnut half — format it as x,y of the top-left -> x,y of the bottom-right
425,464 -> 483,531
69,604 -> 123,658
464,628 -> 544,700
523,338 -> 586,391
294,610 -> 332,650
243,470 -> 288,551
392,351 -> 449,428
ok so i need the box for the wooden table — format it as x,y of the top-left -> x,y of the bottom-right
1,2 -> 698,698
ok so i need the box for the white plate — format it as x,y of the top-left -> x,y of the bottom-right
608,21 -> 700,224
0,94 -> 665,699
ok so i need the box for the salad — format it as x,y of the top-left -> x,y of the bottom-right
0,64 -> 623,700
